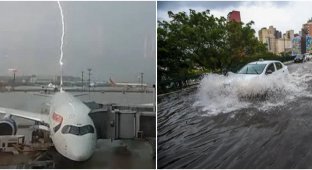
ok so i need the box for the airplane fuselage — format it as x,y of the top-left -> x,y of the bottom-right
48,91 -> 97,161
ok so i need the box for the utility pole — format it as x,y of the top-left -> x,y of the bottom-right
81,71 -> 84,91
88,68 -> 92,93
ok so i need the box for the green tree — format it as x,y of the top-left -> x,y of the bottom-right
158,9 -> 277,93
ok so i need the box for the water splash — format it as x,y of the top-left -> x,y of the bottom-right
194,66 -> 312,116
57,1 -> 65,89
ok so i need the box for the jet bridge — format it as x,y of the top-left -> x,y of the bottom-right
86,102 -> 156,140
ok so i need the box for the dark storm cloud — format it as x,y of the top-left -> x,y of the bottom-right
0,1 -> 156,84
158,1 -> 290,12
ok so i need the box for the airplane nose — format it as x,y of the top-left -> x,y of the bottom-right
71,149 -> 92,161
67,136 -> 96,161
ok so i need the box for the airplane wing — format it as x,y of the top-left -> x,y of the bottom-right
0,106 -> 49,124
74,93 -> 88,97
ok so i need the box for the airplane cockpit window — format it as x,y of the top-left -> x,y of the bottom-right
80,125 -> 95,135
61,125 -> 94,136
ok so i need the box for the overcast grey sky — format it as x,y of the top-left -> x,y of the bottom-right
0,1 -> 156,85
158,1 -> 312,37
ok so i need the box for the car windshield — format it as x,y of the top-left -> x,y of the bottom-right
296,55 -> 303,59
237,63 -> 267,75
61,125 -> 95,136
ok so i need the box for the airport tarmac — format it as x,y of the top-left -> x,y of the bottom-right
0,89 -> 155,169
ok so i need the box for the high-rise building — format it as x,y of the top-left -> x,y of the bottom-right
284,30 -> 294,40
227,10 -> 241,22
301,19 -> 312,54
258,27 -> 268,43
258,26 -> 278,53
275,31 -> 282,39
276,38 -> 292,54
303,21 -> 312,37
258,26 -> 292,55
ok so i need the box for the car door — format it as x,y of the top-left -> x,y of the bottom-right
276,62 -> 289,76
274,62 -> 283,74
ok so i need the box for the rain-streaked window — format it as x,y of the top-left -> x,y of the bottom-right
61,125 -> 94,136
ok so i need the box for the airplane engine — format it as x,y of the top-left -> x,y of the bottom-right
0,117 -> 17,135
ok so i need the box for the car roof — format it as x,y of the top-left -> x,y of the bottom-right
248,60 -> 281,65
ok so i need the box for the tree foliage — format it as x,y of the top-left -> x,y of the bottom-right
158,9 -> 278,93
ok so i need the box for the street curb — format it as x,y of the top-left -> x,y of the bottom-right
283,60 -> 294,65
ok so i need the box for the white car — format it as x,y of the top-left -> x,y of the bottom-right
237,60 -> 288,76
225,60 -> 289,83
221,60 -> 289,98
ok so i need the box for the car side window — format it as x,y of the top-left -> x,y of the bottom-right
275,62 -> 283,70
266,63 -> 275,72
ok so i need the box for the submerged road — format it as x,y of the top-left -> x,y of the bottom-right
158,61 -> 312,168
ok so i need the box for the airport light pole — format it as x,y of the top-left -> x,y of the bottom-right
88,68 -> 92,93
81,71 -> 84,91
140,72 -> 144,91
8,69 -> 17,91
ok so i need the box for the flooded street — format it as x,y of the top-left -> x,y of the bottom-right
158,61 -> 312,168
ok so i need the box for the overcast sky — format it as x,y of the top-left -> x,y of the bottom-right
0,1 -> 156,84
158,1 -> 312,37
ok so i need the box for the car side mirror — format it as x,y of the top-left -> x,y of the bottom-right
266,70 -> 273,75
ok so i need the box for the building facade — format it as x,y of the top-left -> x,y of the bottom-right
292,36 -> 301,55
303,21 -> 312,37
300,19 -> 312,54
276,38 -> 292,54
258,26 -> 293,55
284,30 -> 294,40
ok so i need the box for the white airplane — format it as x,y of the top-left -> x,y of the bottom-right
39,83 -> 58,93
47,83 -> 56,89
109,77 -> 148,88
0,88 -> 97,161
1,66 -> 96,161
